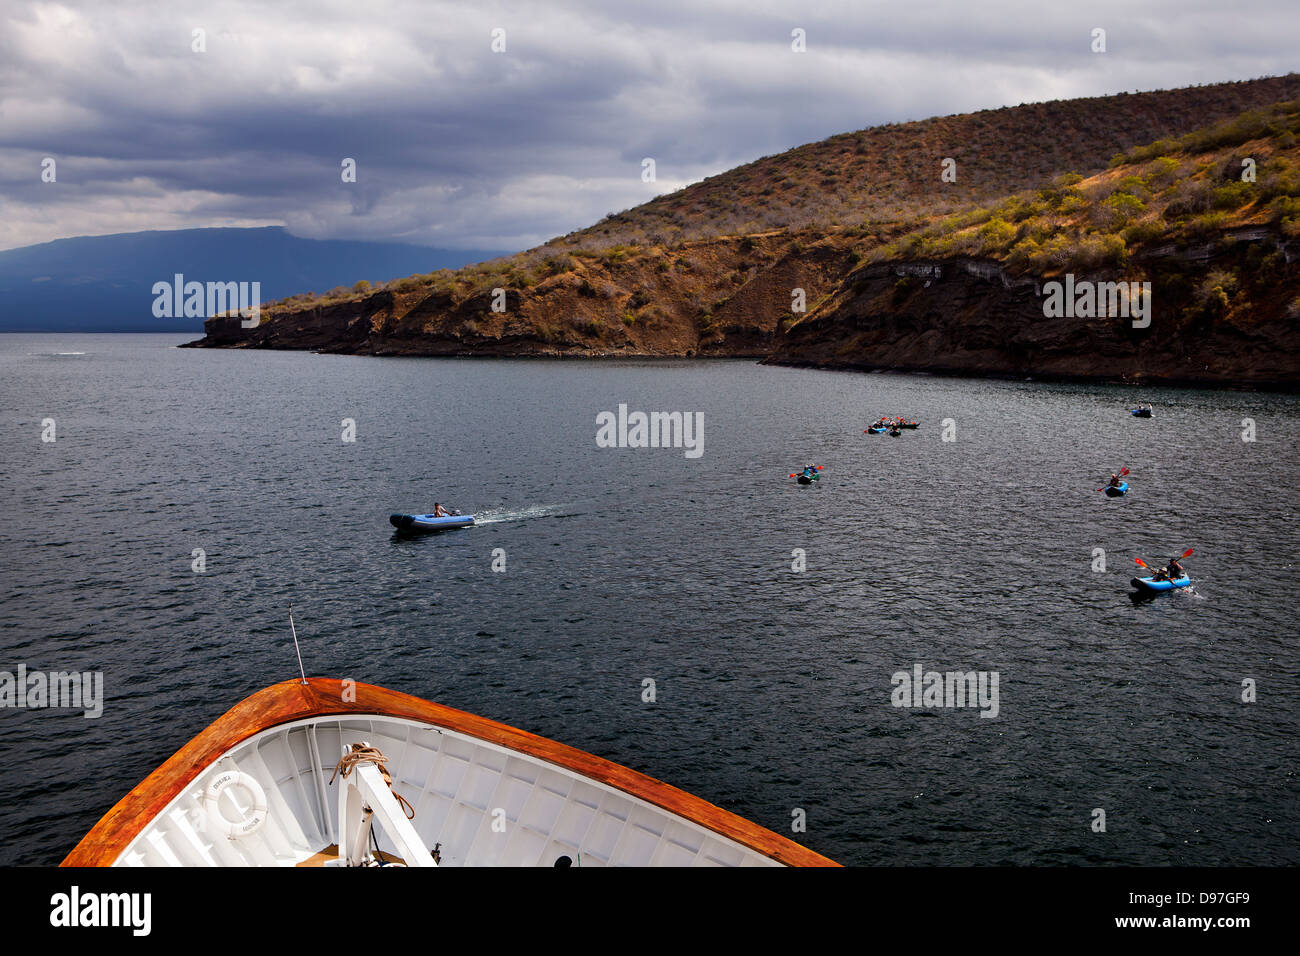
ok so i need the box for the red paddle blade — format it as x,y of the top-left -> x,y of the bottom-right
1181,548 -> 1194,558
1135,558 -> 1149,568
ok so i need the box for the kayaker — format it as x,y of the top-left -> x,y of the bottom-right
432,503 -> 449,517
1153,566 -> 1170,582
1167,556 -> 1185,579
1108,473 -> 1121,488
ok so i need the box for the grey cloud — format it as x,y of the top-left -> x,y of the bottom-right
0,0 -> 1296,251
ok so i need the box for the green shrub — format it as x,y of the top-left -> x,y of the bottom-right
1267,196 -> 1300,222
1096,192 -> 1146,229
1146,156 -> 1180,187
1006,238 -> 1040,271
892,275 -> 918,302
1121,221 -> 1166,246
1059,193 -> 1088,215
976,217 -> 1017,250
1187,211 -> 1230,236
539,255 -> 576,277
1114,175 -> 1150,198
1165,180 -> 1214,217
1211,181 -> 1255,210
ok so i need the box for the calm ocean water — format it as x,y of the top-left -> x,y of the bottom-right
1,333 -> 1297,866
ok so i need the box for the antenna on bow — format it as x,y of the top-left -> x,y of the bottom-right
289,603 -> 308,685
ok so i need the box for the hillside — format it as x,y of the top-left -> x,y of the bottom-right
551,74 -> 1300,248
768,98 -> 1300,387
183,75 -> 1300,387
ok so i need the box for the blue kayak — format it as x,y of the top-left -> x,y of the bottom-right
866,426 -> 887,434
1104,482 -> 1129,497
390,512 -> 475,533
1131,409 -> 1153,418
1131,575 -> 1191,592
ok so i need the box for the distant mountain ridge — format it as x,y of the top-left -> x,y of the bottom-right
0,227 -> 508,331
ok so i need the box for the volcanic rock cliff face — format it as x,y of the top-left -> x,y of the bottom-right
189,225 -> 1300,387
764,235 -> 1300,388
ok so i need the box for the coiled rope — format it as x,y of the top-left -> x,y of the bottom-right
330,743 -> 416,820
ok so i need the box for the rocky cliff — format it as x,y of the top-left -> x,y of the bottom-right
764,234 -> 1300,388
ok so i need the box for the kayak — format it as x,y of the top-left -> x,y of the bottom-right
1131,409 -> 1153,418
1104,482 -> 1129,497
866,426 -> 887,434
390,512 -> 475,533
888,430 -> 901,437
796,473 -> 818,484
1130,575 -> 1191,592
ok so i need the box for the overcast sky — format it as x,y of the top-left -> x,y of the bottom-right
0,0 -> 1296,253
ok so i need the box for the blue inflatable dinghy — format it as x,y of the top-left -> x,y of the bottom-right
1104,482 -> 1129,497
390,512 -> 475,533
1130,575 -> 1190,593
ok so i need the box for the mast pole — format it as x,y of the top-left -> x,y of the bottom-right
289,603 -> 308,685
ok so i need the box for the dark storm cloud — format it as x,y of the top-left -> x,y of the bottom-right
0,0 -> 1297,251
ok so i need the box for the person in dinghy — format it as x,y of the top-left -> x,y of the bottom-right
432,503 -> 449,517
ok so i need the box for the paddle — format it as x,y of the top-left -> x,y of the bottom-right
1135,549 -> 1193,569
1095,466 -> 1130,492
788,466 -> 825,478
1135,548 -> 1194,576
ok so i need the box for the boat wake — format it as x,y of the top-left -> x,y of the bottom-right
473,504 -> 575,525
